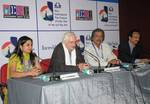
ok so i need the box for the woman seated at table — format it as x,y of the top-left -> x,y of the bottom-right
8,36 -> 42,79
3,36 -> 43,104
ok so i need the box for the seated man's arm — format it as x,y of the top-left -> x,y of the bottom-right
118,44 -> 133,63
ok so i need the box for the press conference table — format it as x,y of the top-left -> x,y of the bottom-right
8,65 -> 150,104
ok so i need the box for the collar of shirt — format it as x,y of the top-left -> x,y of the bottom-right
92,42 -> 103,58
62,43 -> 76,65
128,41 -> 135,54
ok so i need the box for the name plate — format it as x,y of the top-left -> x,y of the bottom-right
104,66 -> 120,72
60,73 -> 79,80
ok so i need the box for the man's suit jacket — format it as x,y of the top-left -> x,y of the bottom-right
50,43 -> 85,72
118,41 -> 142,63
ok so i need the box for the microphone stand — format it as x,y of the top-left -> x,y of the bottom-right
84,50 -> 103,73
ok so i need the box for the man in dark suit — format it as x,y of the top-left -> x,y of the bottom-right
118,29 -> 150,63
51,32 -> 88,72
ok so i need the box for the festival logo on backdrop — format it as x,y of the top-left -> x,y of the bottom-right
3,4 -> 30,19
40,2 -> 54,21
40,1 -> 68,27
1,37 -> 17,58
99,6 -> 108,22
98,3 -> 119,30
99,5 -> 118,25
76,34 -> 91,53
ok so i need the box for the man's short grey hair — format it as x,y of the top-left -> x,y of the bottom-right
62,32 -> 76,43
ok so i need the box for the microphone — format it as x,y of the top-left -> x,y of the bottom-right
84,49 -> 104,73
34,54 -> 60,81
40,59 -> 60,81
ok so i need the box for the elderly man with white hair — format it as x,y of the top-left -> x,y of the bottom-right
51,32 -> 88,72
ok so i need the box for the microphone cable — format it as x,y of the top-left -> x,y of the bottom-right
84,50 -> 102,73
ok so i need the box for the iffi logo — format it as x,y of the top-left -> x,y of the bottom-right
54,2 -> 61,8
76,9 -> 93,20
40,2 -> 61,21
3,4 -> 30,19
40,2 -> 54,21
1,37 -> 17,58
77,35 -> 91,53
99,6 -> 108,22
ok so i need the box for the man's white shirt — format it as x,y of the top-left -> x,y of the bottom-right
84,42 -> 117,67
62,43 -> 76,66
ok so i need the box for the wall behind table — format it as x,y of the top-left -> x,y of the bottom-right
0,0 -> 119,67
119,0 -> 150,58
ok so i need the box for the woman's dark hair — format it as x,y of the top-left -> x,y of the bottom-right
12,36 -> 36,66
91,28 -> 105,41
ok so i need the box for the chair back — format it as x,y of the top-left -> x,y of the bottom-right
40,58 -> 51,73
112,49 -> 118,58
0,64 -> 8,85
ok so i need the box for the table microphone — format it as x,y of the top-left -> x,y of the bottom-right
84,50 -> 104,73
35,55 -> 60,81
